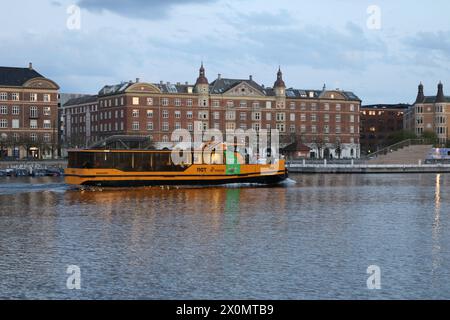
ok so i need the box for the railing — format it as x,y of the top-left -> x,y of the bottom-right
361,139 -> 431,160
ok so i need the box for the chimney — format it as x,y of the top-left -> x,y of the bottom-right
218,74 -> 221,80
249,75 -> 253,81
136,78 -> 140,83
28,62 -> 33,70
436,81 -> 445,103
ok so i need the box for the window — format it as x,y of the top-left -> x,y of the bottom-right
162,110 -> 169,118
12,119 -> 19,129
240,123 -> 247,130
212,100 -> 220,107
187,123 -> 193,131
336,114 -> 341,122
350,114 -> 355,123
300,125 -> 306,133
311,114 -> 317,122
226,122 -> 236,130
187,111 -> 193,119
290,102 -> 296,109
276,123 -> 285,132
266,101 -> 272,109
227,100 -> 234,108
311,125 -> 317,133
0,119 -> 7,128
252,112 -> 261,121
301,114 -> 306,121
324,125 -> 329,134
43,133 -> 51,142
175,122 -> 181,130
132,109 -> 139,117
336,104 -> 341,111
198,111 -> 208,120
132,97 -> 139,105
336,126 -> 341,134
132,121 -> 140,131
324,103 -> 330,111
350,126 -> 355,134
147,97 -> 153,106
175,99 -> 181,107
240,101 -> 247,108
12,93 -> 19,101
175,111 -> 181,119
30,133 -> 37,141
30,119 -> 38,129
252,123 -> 260,131
225,111 -> 236,121
187,99 -> 193,107
290,113 -> 295,121
214,123 -> 220,129
311,103 -> 317,111
162,98 -> 169,106
214,112 -> 220,120
266,112 -> 272,121
240,112 -> 247,121
350,104 -> 355,112
290,125 -> 296,133
162,122 -> 169,131
43,120 -> 51,129
147,122 -> 153,131
30,93 -> 37,102
43,94 -> 50,102
147,110 -> 153,118
43,107 -> 51,116
252,102 -> 260,109
162,135 -> 169,143
30,106 -> 38,118
324,114 -> 329,122
276,113 -> 285,121
0,106 -> 7,114
0,93 -> 7,100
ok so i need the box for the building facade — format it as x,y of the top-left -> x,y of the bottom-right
0,63 -> 60,159
360,104 -> 410,154
405,82 -> 450,145
63,65 -> 362,158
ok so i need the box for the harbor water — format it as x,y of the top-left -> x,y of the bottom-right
0,173 -> 449,299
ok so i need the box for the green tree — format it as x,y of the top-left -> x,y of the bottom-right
387,130 -> 417,145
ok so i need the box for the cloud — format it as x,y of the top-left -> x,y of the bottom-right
77,0 -> 218,20
404,31 -> 450,70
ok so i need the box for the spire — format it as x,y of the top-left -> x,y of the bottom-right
436,81 -> 445,103
195,62 -> 208,86
415,82 -> 424,104
273,66 -> 285,88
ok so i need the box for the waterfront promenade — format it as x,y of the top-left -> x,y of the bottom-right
287,161 -> 450,174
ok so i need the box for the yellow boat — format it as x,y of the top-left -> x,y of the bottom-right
64,137 -> 288,187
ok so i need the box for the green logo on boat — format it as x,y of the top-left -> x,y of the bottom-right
225,151 -> 240,175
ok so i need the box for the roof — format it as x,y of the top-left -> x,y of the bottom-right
64,95 -> 98,107
0,66 -> 44,87
209,78 -> 266,94
362,104 -> 411,110
282,141 -> 311,152
419,96 -> 450,104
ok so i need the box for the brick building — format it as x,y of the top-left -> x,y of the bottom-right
360,104 -> 410,154
62,64 -> 362,158
0,63 -> 60,159
404,82 -> 450,145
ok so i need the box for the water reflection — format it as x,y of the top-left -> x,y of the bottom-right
1,174 -> 450,299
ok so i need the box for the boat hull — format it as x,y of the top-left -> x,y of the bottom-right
65,164 -> 288,187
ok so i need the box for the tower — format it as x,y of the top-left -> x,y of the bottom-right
436,81 -> 445,103
273,67 -> 286,109
415,82 -> 425,104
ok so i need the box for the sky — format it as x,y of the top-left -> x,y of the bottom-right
1,0 -> 449,104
